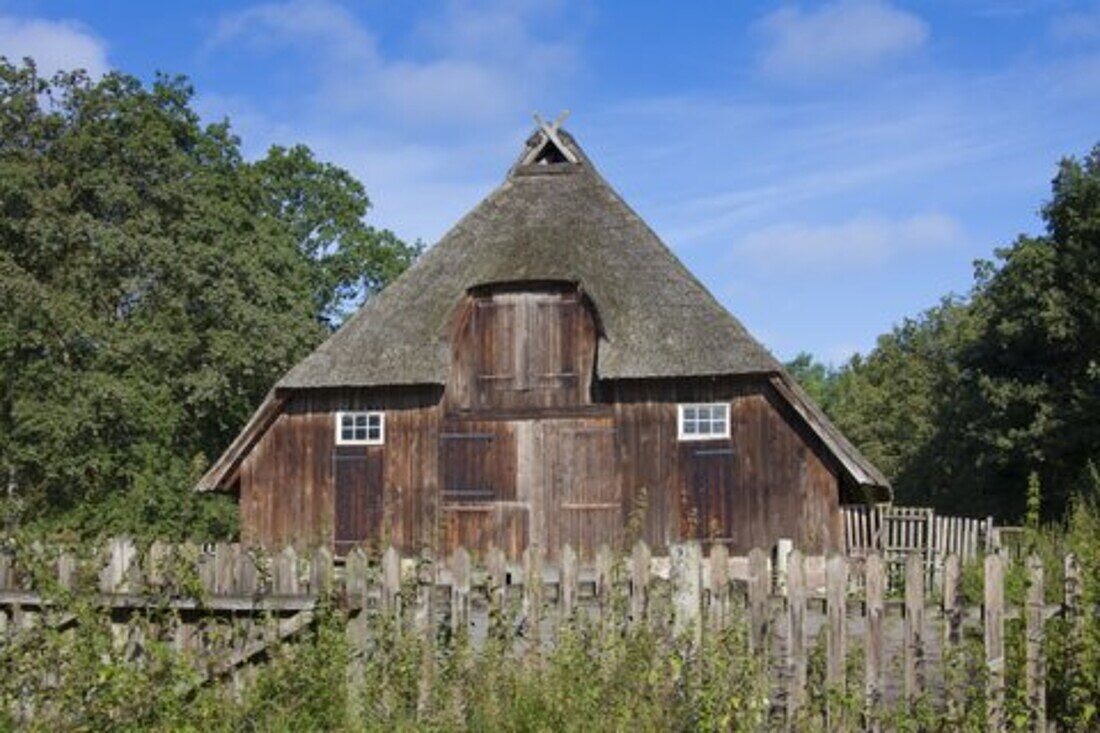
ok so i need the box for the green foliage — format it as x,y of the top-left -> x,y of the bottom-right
789,143 -> 1100,522
0,59 -> 417,541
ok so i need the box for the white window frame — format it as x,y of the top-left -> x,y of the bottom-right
677,403 -> 730,441
335,411 -> 385,446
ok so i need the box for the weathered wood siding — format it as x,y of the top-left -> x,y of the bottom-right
606,380 -> 843,555
237,286 -> 844,557
239,388 -> 441,551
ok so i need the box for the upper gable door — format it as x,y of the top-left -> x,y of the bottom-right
454,286 -> 596,413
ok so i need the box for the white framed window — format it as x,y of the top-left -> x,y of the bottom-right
335,411 -> 385,445
677,403 -> 730,441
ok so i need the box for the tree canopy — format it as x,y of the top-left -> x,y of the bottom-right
789,145 -> 1100,521
0,60 -> 418,540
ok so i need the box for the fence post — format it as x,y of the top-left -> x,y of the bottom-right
1025,554 -> 1045,732
748,547 -> 769,653
984,553 -> 1005,733
100,537 -> 136,593
786,549 -> 807,725
272,546 -> 299,595
904,552 -> 925,702
595,544 -> 613,612
864,552 -> 885,729
522,546 -> 543,644
942,553 -> 962,718
709,544 -> 729,630
415,548 -> 436,721
826,552 -> 847,732
214,543 -> 237,595
486,547 -> 507,627
311,546 -> 333,596
450,547 -> 471,635
560,544 -> 578,620
671,542 -> 702,642
381,546 -> 401,616
630,540 -> 650,627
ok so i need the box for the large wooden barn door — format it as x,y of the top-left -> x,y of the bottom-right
333,448 -> 383,555
439,422 -> 525,557
680,444 -> 736,549
539,420 -> 620,558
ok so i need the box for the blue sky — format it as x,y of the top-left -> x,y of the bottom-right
3,1 -> 1100,363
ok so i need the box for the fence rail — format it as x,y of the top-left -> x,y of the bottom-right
0,538 -> 1080,731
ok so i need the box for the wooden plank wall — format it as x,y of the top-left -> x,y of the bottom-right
607,379 -> 843,554
239,387 -> 441,551
237,285 -> 849,558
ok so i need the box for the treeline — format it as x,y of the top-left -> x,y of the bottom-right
3,57 -> 1097,539
0,60 -> 418,540
788,145 -> 1100,521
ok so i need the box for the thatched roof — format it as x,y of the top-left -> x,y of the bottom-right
197,125 -> 889,495
278,128 -> 780,389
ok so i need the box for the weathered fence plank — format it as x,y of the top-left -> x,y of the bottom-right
630,541 -> 649,626
671,542 -> 702,641
1025,554 -> 1045,732
904,552 -> 925,701
747,547 -> 769,653
984,553 -> 1005,733
826,553 -> 847,732
864,552 -> 885,728
786,549 -> 807,724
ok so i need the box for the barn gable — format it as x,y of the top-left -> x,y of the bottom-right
197,124 -> 888,511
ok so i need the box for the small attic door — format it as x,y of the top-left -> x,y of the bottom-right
447,283 -> 598,413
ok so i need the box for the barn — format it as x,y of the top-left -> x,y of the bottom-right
197,121 -> 890,559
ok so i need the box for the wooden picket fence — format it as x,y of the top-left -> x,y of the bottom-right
842,504 -> 997,588
0,539 -> 1084,731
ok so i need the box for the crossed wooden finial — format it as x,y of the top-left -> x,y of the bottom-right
525,110 -> 578,164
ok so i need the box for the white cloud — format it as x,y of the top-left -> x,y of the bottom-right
198,0 -> 583,245
755,0 -> 928,80
208,0 -> 577,124
0,15 -> 109,77
736,213 -> 965,269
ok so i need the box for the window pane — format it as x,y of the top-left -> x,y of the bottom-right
683,421 -> 697,435
712,419 -> 727,435
367,425 -> 380,441
683,407 -> 696,421
368,414 -> 380,429
342,414 -> 353,428
355,414 -> 368,428
341,427 -> 354,441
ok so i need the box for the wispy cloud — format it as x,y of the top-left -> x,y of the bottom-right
0,15 -> 110,77
754,0 -> 928,80
208,0 -> 577,125
1049,5 -> 1100,43
196,0 -> 585,244
736,212 -> 965,270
